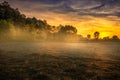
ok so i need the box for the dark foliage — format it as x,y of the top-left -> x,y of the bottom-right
0,1 -> 78,41
0,1 -> 119,41
0,1 -> 49,29
94,31 -> 100,40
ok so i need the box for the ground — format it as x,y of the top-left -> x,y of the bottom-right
0,42 -> 120,80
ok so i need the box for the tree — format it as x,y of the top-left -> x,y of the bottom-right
94,31 -> 100,40
0,20 -> 14,39
1,1 -> 10,7
103,36 -> 109,40
87,34 -> 91,40
56,25 -> 77,41
112,35 -> 119,40
58,25 -> 77,34
0,1 -> 80,41
0,20 -> 11,33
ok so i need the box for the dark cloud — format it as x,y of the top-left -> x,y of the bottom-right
91,4 -> 105,10
75,0 -> 120,17
78,11 -> 120,17
48,3 -> 76,13
90,0 -> 120,10
14,0 -> 65,4
78,12 -> 111,17
37,0 -> 65,4
0,0 -> 120,17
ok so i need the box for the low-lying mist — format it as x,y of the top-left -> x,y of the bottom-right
0,27 -> 46,41
0,42 -> 120,61
0,26 -> 80,42
0,42 -> 120,80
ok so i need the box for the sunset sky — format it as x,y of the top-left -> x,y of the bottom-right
0,0 -> 120,38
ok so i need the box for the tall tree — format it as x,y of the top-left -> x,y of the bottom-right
94,31 -> 100,40
58,25 -> 77,34
87,34 -> 91,40
112,35 -> 119,40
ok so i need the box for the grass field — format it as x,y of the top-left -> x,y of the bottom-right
0,42 -> 120,80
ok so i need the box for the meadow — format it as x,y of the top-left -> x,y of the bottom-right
0,42 -> 120,80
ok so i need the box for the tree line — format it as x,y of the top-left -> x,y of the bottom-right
0,1 -> 119,42
87,31 -> 119,41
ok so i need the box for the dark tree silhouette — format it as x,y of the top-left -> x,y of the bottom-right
58,25 -> 77,34
112,35 -> 119,40
0,1 -> 49,30
94,31 -> 100,40
87,34 -> 91,40
1,1 -> 10,7
0,20 -> 11,33
103,36 -> 109,40
0,1 -> 80,41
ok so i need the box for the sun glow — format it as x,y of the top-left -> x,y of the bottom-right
100,32 -> 111,38
23,11 -> 120,39
75,17 -> 120,38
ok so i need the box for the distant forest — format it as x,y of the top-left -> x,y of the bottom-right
0,1 -> 119,42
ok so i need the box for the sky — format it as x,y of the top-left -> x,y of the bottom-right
0,0 -> 120,38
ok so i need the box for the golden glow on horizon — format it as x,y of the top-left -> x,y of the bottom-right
100,32 -> 111,38
23,11 -> 120,38
76,17 -> 120,38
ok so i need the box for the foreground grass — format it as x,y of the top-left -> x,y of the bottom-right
0,51 -> 120,80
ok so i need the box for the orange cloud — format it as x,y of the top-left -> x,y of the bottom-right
24,11 -> 120,38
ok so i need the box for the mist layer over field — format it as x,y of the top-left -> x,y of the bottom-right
0,42 -> 120,60
0,42 -> 120,80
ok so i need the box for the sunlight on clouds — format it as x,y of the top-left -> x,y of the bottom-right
23,10 -> 120,38
3,0 -> 120,39
75,17 -> 120,38
39,14 -> 120,38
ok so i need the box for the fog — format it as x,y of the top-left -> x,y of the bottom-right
0,42 -> 120,60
